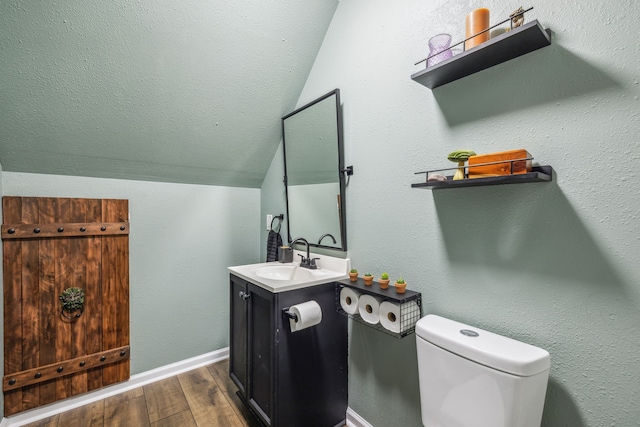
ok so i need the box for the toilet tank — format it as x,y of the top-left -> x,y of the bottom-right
416,315 -> 550,427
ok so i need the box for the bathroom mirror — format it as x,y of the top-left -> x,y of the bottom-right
282,89 -> 347,251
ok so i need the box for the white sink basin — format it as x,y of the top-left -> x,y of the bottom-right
229,252 -> 350,293
253,265 -> 314,281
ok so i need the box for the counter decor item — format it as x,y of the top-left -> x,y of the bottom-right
468,149 -> 532,178
465,7 -> 490,49
278,245 -> 293,263
379,272 -> 390,289
427,173 -> 448,182
363,273 -> 374,286
427,34 -> 453,67
349,269 -> 359,282
447,149 -> 476,180
510,6 -> 525,28
394,277 -> 407,294
490,27 -> 508,38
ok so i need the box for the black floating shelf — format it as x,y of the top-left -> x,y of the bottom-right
411,19 -> 551,89
412,165 -> 553,190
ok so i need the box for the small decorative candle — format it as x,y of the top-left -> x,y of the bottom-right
465,8 -> 490,50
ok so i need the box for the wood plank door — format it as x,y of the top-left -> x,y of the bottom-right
2,197 -> 130,416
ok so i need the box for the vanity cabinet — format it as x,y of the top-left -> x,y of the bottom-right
229,274 -> 347,427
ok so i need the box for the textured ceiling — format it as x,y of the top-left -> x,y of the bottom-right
0,1 -> 339,187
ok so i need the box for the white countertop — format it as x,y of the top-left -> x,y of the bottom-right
228,250 -> 350,293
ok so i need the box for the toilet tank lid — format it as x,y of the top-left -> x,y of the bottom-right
416,315 -> 550,377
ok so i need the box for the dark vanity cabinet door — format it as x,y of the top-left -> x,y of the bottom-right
230,275 -> 275,425
229,274 -> 347,427
229,275 -> 249,395
246,283 -> 275,424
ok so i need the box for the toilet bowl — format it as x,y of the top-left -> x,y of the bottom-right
416,315 -> 550,427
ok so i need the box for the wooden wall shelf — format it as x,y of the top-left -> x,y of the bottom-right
411,19 -> 551,89
412,165 -> 553,190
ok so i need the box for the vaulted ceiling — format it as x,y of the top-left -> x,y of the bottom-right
0,1 -> 339,187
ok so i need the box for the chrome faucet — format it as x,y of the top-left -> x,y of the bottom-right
290,237 -> 318,269
318,233 -> 337,245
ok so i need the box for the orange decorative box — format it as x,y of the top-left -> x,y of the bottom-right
468,149 -> 532,178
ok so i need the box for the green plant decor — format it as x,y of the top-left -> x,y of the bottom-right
364,273 -> 372,277
395,277 -> 405,284
60,287 -> 85,314
350,268 -> 358,274
447,149 -> 476,180
380,272 -> 389,280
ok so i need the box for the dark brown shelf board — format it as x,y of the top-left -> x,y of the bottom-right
411,19 -> 551,89
412,165 -> 553,190
337,278 -> 421,303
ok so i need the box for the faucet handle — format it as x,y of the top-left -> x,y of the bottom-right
298,254 -> 307,263
310,258 -> 320,269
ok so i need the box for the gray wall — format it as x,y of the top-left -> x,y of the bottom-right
262,0 -> 640,425
260,144 -> 288,262
0,0 -> 339,187
2,172 -> 260,379
0,162 -> 4,415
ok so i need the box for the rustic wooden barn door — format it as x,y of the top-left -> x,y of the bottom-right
2,197 -> 130,416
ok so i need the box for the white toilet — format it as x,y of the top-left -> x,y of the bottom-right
416,315 -> 550,427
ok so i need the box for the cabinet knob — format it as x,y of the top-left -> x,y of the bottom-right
239,291 -> 250,300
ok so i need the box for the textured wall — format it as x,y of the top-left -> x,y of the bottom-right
0,0 -> 338,187
0,162 -> 4,416
262,0 -> 640,425
2,173 -> 260,382
260,143 -> 288,261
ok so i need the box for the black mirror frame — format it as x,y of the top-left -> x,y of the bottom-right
282,88 -> 347,252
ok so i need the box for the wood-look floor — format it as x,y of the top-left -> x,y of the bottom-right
21,360 -> 262,427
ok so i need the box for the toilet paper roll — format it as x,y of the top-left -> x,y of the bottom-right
358,294 -> 383,324
379,300 -> 419,333
339,287 -> 360,315
289,300 -> 322,332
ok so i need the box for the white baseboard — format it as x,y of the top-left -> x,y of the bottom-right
346,407 -> 373,427
1,347 -> 229,427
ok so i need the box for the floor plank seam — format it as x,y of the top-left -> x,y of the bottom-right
15,360 -> 300,427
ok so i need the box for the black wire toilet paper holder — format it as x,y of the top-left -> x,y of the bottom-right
335,280 -> 422,338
